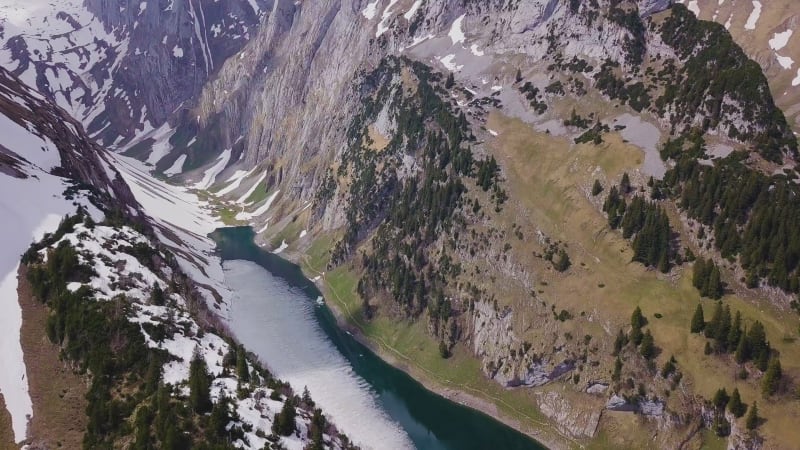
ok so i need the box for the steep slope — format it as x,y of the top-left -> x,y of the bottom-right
0,0 -> 268,145
673,0 -> 800,131
0,65 -> 138,445
0,63 -> 354,449
18,209 -> 355,449
143,0 -> 800,448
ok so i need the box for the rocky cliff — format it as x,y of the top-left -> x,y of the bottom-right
0,0 -> 268,145
0,66 -> 136,208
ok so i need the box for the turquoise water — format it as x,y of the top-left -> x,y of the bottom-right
212,226 -> 545,450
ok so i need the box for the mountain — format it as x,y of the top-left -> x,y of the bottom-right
673,0 -> 800,132
0,0 -> 268,146
3,0 -> 800,449
0,44 -> 352,450
0,64 -> 136,445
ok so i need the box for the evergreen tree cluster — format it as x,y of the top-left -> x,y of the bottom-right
22,210 -> 354,450
628,306 -> 656,359
334,57 -> 509,346
691,303 -> 779,380
603,183 -> 674,271
658,132 -> 800,295
709,386 -> 750,436
657,4 -> 797,161
692,257 -> 723,299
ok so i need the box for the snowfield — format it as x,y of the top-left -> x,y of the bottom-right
111,154 -> 233,315
0,170 -> 101,444
0,85 -> 105,442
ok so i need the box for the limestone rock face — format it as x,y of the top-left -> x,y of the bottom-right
535,390 -> 602,438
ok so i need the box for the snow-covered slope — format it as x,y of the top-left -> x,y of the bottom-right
111,153 -> 234,315
39,223 -> 350,450
0,0 -> 269,146
0,66 -> 137,444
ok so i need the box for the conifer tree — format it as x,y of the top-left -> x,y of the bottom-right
613,328 -> 627,355
762,357 -> 782,397
236,345 -> 249,382
661,355 -> 677,378
690,304 -> 705,333
189,348 -> 212,414
727,388 -> 747,418
745,401 -> 759,430
208,392 -> 231,439
620,172 -> 631,194
630,306 -> 645,345
705,302 -> 723,339
735,329 -> 749,364
445,72 -> 455,89
714,305 -> 732,352
302,386 -> 314,407
150,282 -> 165,306
612,357 -> 622,382
272,399 -> 297,436
707,264 -> 723,299
727,311 -> 742,351
592,179 -> 603,196
553,249 -> 571,272
640,329 -> 655,359
712,388 -> 729,409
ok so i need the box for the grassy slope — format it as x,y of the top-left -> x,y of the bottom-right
486,112 -> 800,448
0,396 -> 15,450
18,265 -> 88,449
297,236 -> 580,448
290,108 -> 800,449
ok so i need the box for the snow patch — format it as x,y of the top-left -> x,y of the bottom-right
744,1 -> 762,30
194,149 -> 232,190
163,154 -> 187,176
362,0 -> 379,20
687,0 -> 700,16
215,168 -> 255,196
235,190 -> 281,221
776,54 -> 794,70
273,240 -> 288,254
144,123 -> 176,165
0,166 -> 102,442
172,45 -> 184,58
375,0 -> 400,37
449,14 -> 466,45
769,29 -> 793,51
438,54 -> 463,72
399,33 -> 435,52
403,0 -> 422,20
235,171 -> 268,204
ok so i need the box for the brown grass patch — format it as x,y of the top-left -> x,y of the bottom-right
18,265 -> 87,450
0,395 -> 16,450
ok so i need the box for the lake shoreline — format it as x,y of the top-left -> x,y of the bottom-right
288,258 -> 571,450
